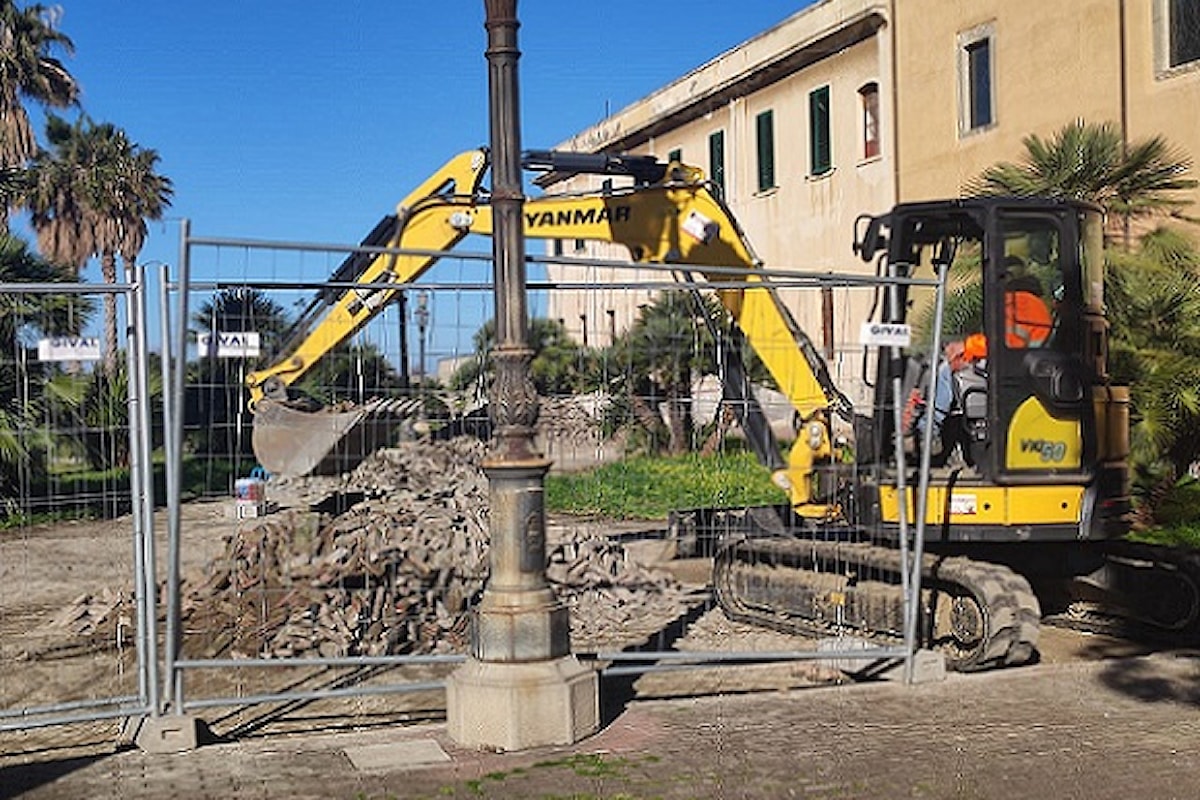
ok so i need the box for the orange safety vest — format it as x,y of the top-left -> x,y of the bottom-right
1004,290 -> 1052,348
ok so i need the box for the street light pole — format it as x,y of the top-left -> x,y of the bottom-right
415,290 -> 429,387
446,0 -> 599,751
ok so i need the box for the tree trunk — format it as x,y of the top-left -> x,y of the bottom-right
664,382 -> 692,455
700,402 -> 736,456
101,252 -> 119,373
628,393 -> 665,451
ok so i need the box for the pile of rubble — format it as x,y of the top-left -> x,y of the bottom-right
537,395 -> 606,445
180,437 -> 697,660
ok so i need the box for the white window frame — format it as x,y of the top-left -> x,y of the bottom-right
1154,0 -> 1200,76
858,81 -> 881,161
957,22 -> 997,137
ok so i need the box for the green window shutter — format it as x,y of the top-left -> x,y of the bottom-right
708,130 -> 725,198
756,110 -> 775,192
809,85 -> 832,175
667,147 -> 682,164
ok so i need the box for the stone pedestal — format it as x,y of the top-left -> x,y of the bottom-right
135,714 -> 206,753
446,657 -> 599,751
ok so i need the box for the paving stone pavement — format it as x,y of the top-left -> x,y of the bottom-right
3,652 -> 1200,800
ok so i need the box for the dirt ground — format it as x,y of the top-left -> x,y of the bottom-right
0,498 -> 831,727
0,495 -> 1185,799
0,501 -> 230,703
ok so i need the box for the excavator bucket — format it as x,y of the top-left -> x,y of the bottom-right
251,397 -> 420,478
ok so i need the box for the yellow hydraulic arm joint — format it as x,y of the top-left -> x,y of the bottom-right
244,148 -> 490,408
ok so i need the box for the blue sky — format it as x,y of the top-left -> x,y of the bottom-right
27,2 -> 814,357
49,2 -> 810,262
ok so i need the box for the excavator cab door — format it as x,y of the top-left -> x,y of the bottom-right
983,205 -> 1095,482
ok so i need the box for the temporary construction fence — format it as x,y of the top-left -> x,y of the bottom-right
0,226 -> 947,749
0,270 -> 161,735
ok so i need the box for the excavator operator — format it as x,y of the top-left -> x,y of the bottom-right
1002,255 -> 1053,348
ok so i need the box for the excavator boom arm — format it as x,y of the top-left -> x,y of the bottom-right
249,150 -> 849,507
245,149 -> 490,406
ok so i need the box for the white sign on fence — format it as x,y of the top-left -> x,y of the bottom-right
37,336 -> 101,362
197,332 -> 262,358
859,322 -> 912,348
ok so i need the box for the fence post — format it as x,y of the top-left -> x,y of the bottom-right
135,231 -> 206,754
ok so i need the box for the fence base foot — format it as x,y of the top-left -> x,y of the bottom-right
134,714 -> 208,753
817,637 -> 947,684
446,656 -> 599,751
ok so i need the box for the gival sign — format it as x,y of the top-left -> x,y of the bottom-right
37,336 -> 101,362
859,322 -> 912,348
197,331 -> 261,359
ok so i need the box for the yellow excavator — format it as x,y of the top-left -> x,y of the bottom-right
247,147 -> 843,502
246,148 -> 1200,671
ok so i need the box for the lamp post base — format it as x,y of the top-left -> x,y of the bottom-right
446,656 -> 599,751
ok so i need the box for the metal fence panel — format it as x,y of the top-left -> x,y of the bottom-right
0,277 -> 155,737
2,229 -> 939,749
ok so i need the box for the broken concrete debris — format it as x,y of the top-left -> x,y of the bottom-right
179,438 -> 693,659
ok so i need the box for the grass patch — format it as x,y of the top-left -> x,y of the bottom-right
546,450 -> 781,519
427,753 -> 664,799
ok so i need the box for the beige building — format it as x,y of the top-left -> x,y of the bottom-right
541,0 -> 1200,381
893,0 -> 1200,204
542,0 -> 893,401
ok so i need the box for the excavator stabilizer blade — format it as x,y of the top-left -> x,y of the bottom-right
252,398 -> 404,478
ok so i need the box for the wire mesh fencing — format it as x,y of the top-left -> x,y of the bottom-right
1,229 -> 941,750
0,275 -> 158,736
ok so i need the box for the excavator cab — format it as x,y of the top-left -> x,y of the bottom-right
857,197 -> 1130,540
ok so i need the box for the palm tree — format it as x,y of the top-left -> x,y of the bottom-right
451,316 -> 594,396
966,120 -> 1197,246
0,233 -> 91,510
0,1 -> 79,233
970,121 -> 1200,522
191,287 -> 292,345
188,288 -> 292,459
22,114 -> 173,370
610,291 -> 723,455
1106,230 -> 1200,511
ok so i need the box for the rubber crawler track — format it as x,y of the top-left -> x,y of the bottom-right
714,537 -> 1041,672
1043,540 -> 1200,642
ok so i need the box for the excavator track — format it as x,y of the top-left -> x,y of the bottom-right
1040,540 -> 1200,643
713,534 -> 1041,672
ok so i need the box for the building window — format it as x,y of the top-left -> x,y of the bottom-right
859,82 -> 880,160
1169,0 -> 1200,68
755,110 -> 775,192
667,147 -> 682,164
808,86 -> 833,176
958,25 -> 995,134
708,130 -> 726,198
